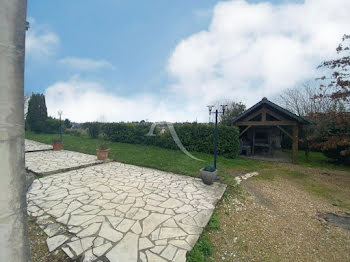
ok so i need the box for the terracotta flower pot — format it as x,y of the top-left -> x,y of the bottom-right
52,141 -> 63,151
96,149 -> 110,160
200,168 -> 217,185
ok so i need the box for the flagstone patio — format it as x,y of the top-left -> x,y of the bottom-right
26,150 -> 103,176
25,139 -> 53,152
27,162 -> 226,262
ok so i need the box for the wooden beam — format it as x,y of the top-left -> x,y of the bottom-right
235,121 -> 297,126
265,108 -> 288,121
242,108 -> 264,121
239,125 -> 252,137
292,125 -> 299,164
277,126 -> 293,140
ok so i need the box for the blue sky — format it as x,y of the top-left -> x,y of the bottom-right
25,0 -> 348,122
26,0 -> 218,96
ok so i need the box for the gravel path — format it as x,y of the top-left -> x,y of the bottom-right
209,169 -> 350,261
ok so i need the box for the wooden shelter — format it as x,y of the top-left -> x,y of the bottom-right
233,98 -> 310,164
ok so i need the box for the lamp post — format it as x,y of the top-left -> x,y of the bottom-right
207,105 -> 214,123
208,104 -> 228,169
58,110 -> 63,142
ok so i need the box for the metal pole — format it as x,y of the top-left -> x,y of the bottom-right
0,0 -> 30,261
213,109 -> 218,169
58,110 -> 62,142
59,114 -> 62,142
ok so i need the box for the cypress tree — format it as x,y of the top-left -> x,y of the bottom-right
26,93 -> 48,133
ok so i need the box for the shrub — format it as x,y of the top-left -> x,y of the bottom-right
203,165 -> 216,172
103,122 -> 240,158
44,117 -> 65,134
85,122 -> 100,138
309,112 -> 350,165
322,142 -> 350,165
97,141 -> 109,150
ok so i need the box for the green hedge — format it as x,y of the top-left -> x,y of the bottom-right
102,122 -> 240,158
84,122 -> 101,138
44,118 -> 66,134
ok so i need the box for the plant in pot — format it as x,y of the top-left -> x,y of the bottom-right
52,138 -> 63,151
200,165 -> 217,185
96,141 -> 110,160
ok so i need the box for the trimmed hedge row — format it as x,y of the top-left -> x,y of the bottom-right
44,118 -> 65,134
101,122 -> 240,158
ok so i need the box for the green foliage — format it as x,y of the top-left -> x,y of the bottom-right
323,146 -> 350,165
203,165 -> 216,172
284,170 -> 306,179
64,118 -> 72,128
102,122 -> 240,158
187,235 -> 212,262
97,141 -> 109,150
25,131 -> 264,183
305,183 -> 334,200
307,112 -> 350,165
208,213 -> 220,230
85,122 -> 101,139
256,170 -> 276,181
65,129 -> 87,137
44,117 -> 65,134
26,93 -> 48,133
52,137 -> 61,143
220,101 -> 246,126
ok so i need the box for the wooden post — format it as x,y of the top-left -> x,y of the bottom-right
292,125 -> 299,164
252,128 -> 255,155
261,108 -> 266,121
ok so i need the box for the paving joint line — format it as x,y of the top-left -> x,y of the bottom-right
25,149 -> 53,153
27,159 -> 113,178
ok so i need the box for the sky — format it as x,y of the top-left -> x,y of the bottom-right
25,0 -> 350,123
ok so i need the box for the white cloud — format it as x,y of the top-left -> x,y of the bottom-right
169,0 -> 350,107
26,18 -> 59,59
58,57 -> 115,71
43,0 -> 350,123
45,77 -> 198,123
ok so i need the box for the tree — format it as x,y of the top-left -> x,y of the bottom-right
220,101 -> 246,125
317,34 -> 350,105
64,118 -> 72,129
26,93 -> 48,133
277,83 -> 343,116
309,35 -> 350,164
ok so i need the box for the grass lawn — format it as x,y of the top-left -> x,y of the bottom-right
25,131 -> 267,186
26,131 -> 350,177
26,131 -> 350,261
283,149 -> 350,172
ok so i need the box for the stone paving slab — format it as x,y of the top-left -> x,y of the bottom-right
26,150 -> 103,176
27,162 -> 226,262
25,139 -> 53,152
